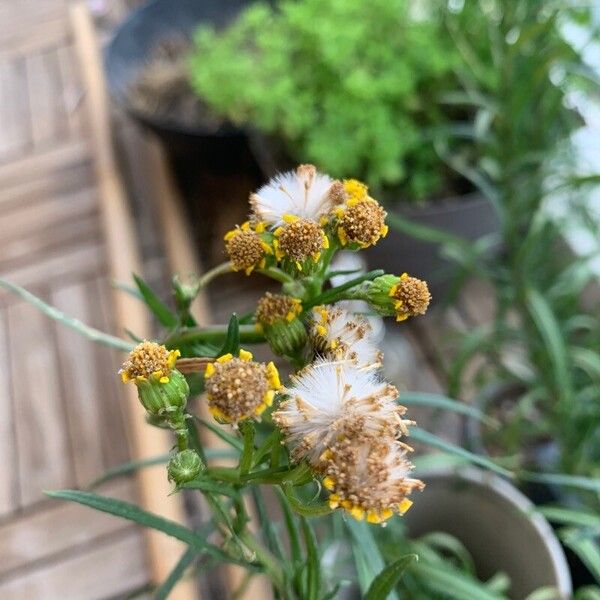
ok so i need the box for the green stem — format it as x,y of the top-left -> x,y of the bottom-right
305,269 -> 384,308
197,262 -> 234,288
164,325 -> 265,348
256,266 -> 295,284
238,529 -> 286,594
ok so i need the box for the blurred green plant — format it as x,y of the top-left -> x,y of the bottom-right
189,0 -> 461,202
391,0 -> 600,555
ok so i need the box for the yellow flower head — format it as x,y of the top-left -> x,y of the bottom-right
321,437 -> 424,524
204,349 -> 281,424
273,215 -> 329,272
389,273 -> 431,321
332,180 -> 388,249
255,293 -> 306,357
224,221 -> 272,275
120,340 -> 180,384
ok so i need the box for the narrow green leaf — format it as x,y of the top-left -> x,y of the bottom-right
412,562 -> 506,600
250,487 -> 286,561
525,287 -> 573,404
155,546 -> 197,600
537,506 -> 600,529
420,532 -> 475,574
345,520 -> 399,600
525,587 -> 565,600
574,586 -> 600,600
0,279 -> 133,351
561,530 -> 600,583
195,417 -> 243,451
219,313 -> 241,356
275,488 -> 302,565
239,422 -> 255,476
46,490 -> 238,564
401,392 -> 498,427
409,428 -> 512,478
301,517 -> 321,600
519,471 -> 600,493
133,274 -> 178,328
364,554 -> 418,600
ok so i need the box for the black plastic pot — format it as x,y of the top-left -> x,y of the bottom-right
366,193 -> 501,296
105,0 -> 251,159
405,468 -> 572,599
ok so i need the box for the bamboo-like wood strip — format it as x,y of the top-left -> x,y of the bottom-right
68,3 -> 198,598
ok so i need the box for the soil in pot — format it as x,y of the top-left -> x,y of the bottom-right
126,36 -> 226,133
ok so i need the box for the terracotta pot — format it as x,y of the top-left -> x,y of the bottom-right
405,468 -> 572,599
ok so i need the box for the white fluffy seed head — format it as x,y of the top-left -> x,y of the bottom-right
310,304 -> 382,371
250,164 -> 339,227
272,359 -> 411,465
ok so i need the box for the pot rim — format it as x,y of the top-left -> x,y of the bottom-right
104,0 -> 249,137
418,467 -> 573,596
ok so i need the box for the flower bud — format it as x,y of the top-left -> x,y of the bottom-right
365,273 -> 431,321
120,341 -> 189,416
255,292 -> 307,357
167,449 -> 203,485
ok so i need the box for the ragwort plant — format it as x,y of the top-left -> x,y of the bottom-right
4,165 -> 600,597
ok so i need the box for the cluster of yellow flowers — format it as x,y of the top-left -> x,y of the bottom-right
225,164 -> 389,275
121,164 -> 431,523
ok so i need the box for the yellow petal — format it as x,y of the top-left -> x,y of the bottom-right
267,362 -> 281,389
349,506 -> 365,521
204,362 -> 215,378
398,499 -> 413,515
282,214 -> 299,223
217,353 -> 233,363
239,349 -> 253,361
322,476 -> 335,491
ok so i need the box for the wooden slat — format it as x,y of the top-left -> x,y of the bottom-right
8,297 -> 73,506
51,281 -> 108,486
0,187 -> 96,246
56,44 -> 83,138
0,478 -> 137,578
0,158 -> 91,211
0,139 -> 89,190
0,242 -> 105,304
0,528 -> 148,599
69,4 -> 197,597
26,49 -> 68,148
0,56 -> 30,162
0,215 -> 100,270
0,309 -> 17,516
91,277 -> 132,468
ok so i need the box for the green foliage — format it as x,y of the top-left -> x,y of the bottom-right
413,0 -> 600,488
189,0 -> 458,201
